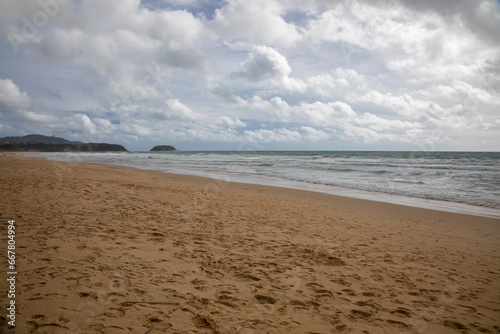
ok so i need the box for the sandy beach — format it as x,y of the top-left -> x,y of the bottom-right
0,154 -> 499,334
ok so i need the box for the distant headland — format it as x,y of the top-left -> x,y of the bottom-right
0,134 -> 128,152
150,145 -> 177,152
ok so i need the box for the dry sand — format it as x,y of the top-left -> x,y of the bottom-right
0,154 -> 499,334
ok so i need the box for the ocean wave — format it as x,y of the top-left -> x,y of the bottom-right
23,151 -> 500,210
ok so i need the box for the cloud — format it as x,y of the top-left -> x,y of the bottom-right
150,10 -> 213,70
300,101 -> 357,127
356,86 -> 496,132
238,94 -> 467,145
11,1 -> 212,95
164,99 -> 201,120
234,46 -> 306,92
0,0 -> 499,150
209,84 -> 242,104
243,128 -> 302,143
300,126 -> 331,141
306,68 -> 367,98
236,46 -> 291,82
212,116 -> 247,128
0,79 -> 31,109
303,0 -> 499,86
212,0 -> 302,47
394,0 -> 500,43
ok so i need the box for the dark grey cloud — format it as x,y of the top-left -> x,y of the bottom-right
394,0 -> 500,44
160,48 -> 207,72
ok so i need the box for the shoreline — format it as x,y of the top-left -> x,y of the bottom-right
1,154 -> 499,333
16,151 -> 500,219
12,152 -> 500,224
145,166 -> 500,219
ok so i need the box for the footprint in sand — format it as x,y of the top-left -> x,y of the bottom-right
192,314 -> 217,329
391,307 -> 413,318
443,320 -> 468,331
350,309 -> 374,318
255,294 -> 277,304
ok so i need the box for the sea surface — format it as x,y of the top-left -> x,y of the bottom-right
23,151 -> 500,218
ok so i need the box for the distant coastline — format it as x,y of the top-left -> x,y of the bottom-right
0,142 -> 128,152
0,134 -> 127,152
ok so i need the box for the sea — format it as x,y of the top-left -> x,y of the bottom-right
23,151 -> 500,219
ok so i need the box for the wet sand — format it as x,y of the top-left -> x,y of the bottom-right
0,154 -> 499,333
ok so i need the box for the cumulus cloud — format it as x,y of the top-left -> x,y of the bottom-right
300,126 -> 331,141
243,128 -> 302,143
212,116 -> 247,128
209,84 -> 241,104
212,0 -> 302,47
0,0 -> 220,139
164,99 -> 201,121
0,79 -> 31,109
394,0 -> 500,43
306,68 -> 367,98
234,46 -> 306,92
236,46 -> 291,82
303,0 -> 499,87
0,0 -> 499,150
8,0 -> 212,99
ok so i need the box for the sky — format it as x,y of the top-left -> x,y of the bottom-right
0,0 -> 499,151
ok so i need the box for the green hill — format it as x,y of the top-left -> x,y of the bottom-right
0,134 -> 127,152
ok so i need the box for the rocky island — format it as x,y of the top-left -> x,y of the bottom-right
150,145 -> 177,152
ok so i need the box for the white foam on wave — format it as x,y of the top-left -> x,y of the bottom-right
22,151 -> 500,219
